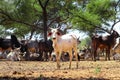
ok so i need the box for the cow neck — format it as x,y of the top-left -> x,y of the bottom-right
52,37 -> 61,48
109,35 -> 118,48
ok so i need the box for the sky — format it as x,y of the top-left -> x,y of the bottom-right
67,29 -> 88,40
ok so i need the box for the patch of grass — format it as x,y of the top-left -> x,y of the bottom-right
94,65 -> 101,74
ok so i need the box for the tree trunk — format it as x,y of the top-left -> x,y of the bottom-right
43,8 -> 47,41
38,0 -> 49,41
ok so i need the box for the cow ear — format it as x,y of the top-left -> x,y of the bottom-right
48,32 -> 52,36
48,27 -> 54,31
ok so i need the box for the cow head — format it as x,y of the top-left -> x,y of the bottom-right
111,30 -> 119,38
48,28 -> 62,41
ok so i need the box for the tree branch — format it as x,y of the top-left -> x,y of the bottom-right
44,0 -> 49,8
38,0 -> 44,9
38,0 -> 49,9
77,15 -> 98,28
0,10 -> 43,30
110,20 -> 120,32
96,27 -> 111,34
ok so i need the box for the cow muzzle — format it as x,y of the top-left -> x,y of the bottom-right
53,37 -> 56,40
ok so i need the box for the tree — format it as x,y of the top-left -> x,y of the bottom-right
0,0 -> 120,39
78,37 -> 91,49
0,0 -> 78,40
70,0 -> 120,36
0,0 -> 42,38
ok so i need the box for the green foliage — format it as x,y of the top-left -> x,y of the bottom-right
0,0 -> 78,38
0,0 -> 41,38
0,0 -> 119,39
16,0 -> 40,23
14,25 -> 30,37
0,25 -> 12,37
70,0 -> 117,36
78,37 -> 91,49
86,0 -> 116,21
94,65 -> 101,74
71,9 -> 101,33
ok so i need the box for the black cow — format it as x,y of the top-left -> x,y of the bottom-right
0,35 -> 21,52
38,39 -> 54,61
0,35 -> 21,60
19,39 -> 54,61
20,40 -> 40,61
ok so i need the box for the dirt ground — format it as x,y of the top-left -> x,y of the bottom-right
0,60 -> 120,80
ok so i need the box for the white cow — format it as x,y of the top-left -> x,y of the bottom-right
112,37 -> 120,60
112,37 -> 120,50
7,48 -> 22,61
0,51 -> 8,59
48,28 -> 78,69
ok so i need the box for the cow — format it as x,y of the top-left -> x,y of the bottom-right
91,30 -> 119,61
20,40 -> 40,61
0,38 -> 12,52
38,39 -> 54,61
20,39 -> 53,61
48,28 -> 78,69
112,52 -> 120,61
0,35 -> 21,60
112,37 -> 120,50
78,48 -> 92,60
0,50 -> 9,59
7,47 -> 23,61
112,37 -> 120,60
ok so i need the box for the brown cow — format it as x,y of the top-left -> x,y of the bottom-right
91,30 -> 119,61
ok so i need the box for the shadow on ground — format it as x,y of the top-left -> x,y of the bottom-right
0,76 -> 109,80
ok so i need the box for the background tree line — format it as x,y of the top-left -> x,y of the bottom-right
0,0 -> 120,43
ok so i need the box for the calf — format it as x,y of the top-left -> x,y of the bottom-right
48,28 -> 78,69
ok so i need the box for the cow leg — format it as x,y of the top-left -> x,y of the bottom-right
105,49 -> 108,61
49,52 -> 52,61
69,50 -> 73,69
39,51 -> 43,61
44,52 -> 48,61
61,52 -> 65,61
93,49 -> 97,61
49,50 -> 53,61
108,50 -> 110,60
97,50 -> 100,60
91,48 -> 94,60
77,53 -> 80,61
25,51 -> 30,61
56,52 -> 60,69
74,49 -> 78,69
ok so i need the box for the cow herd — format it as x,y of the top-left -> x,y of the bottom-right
0,28 -> 120,69
0,35 -> 54,61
